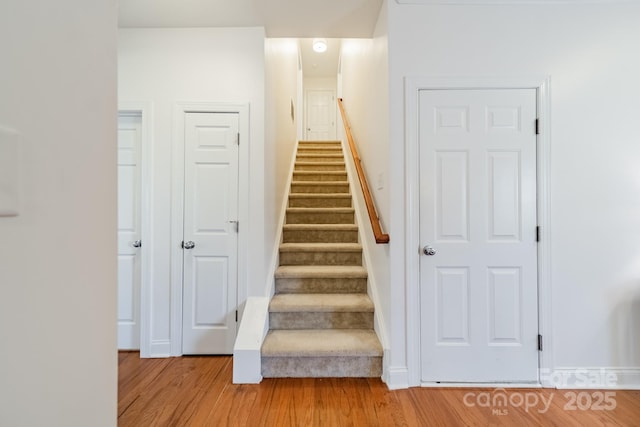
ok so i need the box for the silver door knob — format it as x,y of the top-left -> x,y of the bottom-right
183,241 -> 195,250
423,245 -> 436,256
132,240 -> 142,248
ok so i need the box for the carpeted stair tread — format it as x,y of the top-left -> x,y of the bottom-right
279,243 -> 362,252
291,180 -> 348,185
269,294 -> 374,313
296,154 -> 344,159
298,142 -> 341,146
283,224 -> 358,231
275,265 -> 368,279
295,161 -> 345,166
293,171 -> 346,175
292,171 -> 348,181
286,207 -> 354,214
288,193 -> 351,199
262,329 -> 382,357
298,146 -> 342,151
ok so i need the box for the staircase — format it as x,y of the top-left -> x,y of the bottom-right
261,140 -> 383,378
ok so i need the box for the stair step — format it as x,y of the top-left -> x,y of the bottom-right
269,294 -> 374,329
297,148 -> 343,155
291,181 -> 349,194
283,224 -> 358,243
292,171 -> 348,181
262,330 -> 382,378
270,293 -> 374,313
294,161 -> 345,172
296,154 -> 344,162
298,142 -> 342,149
288,193 -> 352,208
279,243 -> 362,266
262,329 -> 381,356
274,265 -> 368,294
286,207 -> 354,225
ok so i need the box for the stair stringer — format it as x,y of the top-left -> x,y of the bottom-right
340,138 -> 390,381
264,139 -> 300,298
233,139 -> 299,384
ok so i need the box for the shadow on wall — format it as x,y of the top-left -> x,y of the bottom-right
610,283 -> 640,367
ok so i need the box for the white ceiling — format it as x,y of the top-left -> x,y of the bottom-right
299,39 -> 342,78
118,0 -> 383,38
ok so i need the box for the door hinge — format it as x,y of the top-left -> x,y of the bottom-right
538,334 -> 543,351
181,240 -> 184,249
535,118 -> 540,135
236,132 -> 240,145
536,226 -> 540,242
235,310 -> 238,322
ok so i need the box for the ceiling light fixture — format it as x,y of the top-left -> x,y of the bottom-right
312,38 -> 327,53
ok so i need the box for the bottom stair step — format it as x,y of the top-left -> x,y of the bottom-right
261,329 -> 382,378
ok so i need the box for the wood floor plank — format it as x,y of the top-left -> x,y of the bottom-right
119,354 -> 640,426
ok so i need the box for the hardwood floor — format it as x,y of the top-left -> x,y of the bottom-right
119,352 -> 640,426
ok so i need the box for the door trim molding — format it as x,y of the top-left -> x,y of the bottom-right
118,101 -> 154,357
404,76 -> 552,386
171,102 -> 249,356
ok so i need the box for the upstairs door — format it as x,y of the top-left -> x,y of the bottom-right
419,89 -> 539,383
182,112 -> 239,354
305,90 -> 336,140
117,112 -> 142,350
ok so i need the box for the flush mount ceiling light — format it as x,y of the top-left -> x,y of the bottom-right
312,38 -> 327,53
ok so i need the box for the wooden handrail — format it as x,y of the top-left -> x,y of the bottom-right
337,98 -> 389,244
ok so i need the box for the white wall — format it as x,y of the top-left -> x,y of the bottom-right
387,1 -> 640,385
338,0 -> 391,364
264,38 -> 300,294
0,0 -> 117,425
118,27 -> 266,355
304,77 -> 338,91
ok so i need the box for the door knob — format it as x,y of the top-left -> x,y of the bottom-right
423,245 -> 436,256
132,240 -> 142,248
183,241 -> 195,250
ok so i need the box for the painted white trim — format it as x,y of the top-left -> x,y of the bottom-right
549,368 -> 640,389
263,139 -> 300,298
171,102 -> 250,356
233,297 -> 270,383
421,382 -> 541,388
149,340 -> 171,358
338,132 -> 390,355
404,76 -> 552,387
385,366 -> 411,390
395,0 -> 635,4
118,101 -> 154,358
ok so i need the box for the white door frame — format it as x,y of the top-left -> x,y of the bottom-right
118,101 -> 153,358
404,77 -> 553,387
170,102 -> 249,356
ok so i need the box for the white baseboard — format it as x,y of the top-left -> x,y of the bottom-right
263,139 -> 299,297
547,368 -> 640,390
146,340 -> 171,358
233,297 -> 270,384
421,382 -> 540,388
385,365 -> 410,390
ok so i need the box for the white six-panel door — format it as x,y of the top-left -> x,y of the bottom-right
305,90 -> 336,140
182,112 -> 239,354
419,89 -> 538,383
117,113 -> 142,350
